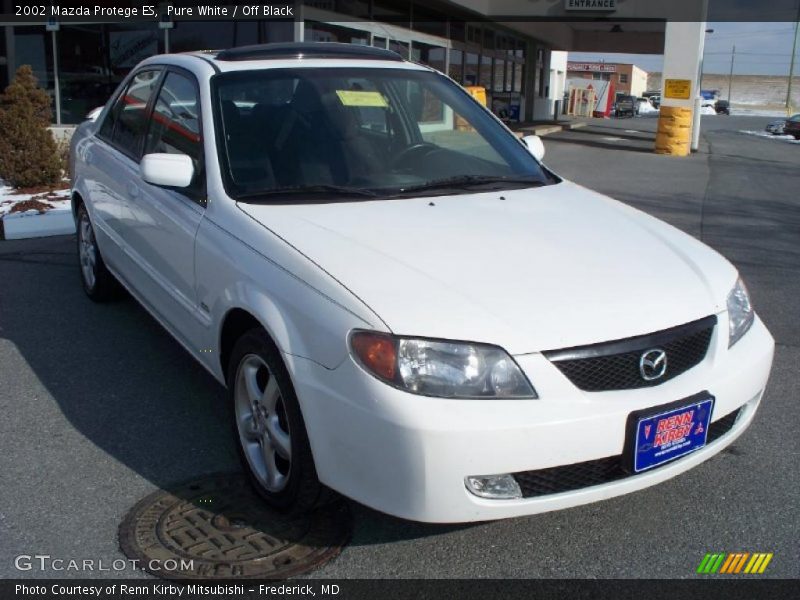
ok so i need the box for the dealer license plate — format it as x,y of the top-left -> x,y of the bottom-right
631,396 -> 715,473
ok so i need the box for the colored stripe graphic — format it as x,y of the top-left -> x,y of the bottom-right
745,553 -> 774,574
720,553 -> 736,573
758,553 -> 773,573
710,553 -> 726,573
698,552 -> 773,574
733,553 -> 750,573
697,553 -> 713,574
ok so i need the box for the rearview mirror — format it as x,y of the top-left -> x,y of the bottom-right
522,135 -> 545,161
140,153 -> 194,188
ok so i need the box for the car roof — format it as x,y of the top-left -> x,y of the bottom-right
137,42 -> 431,78
215,42 -> 403,62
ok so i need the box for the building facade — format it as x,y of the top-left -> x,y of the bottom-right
566,61 -> 648,99
0,0 -> 565,125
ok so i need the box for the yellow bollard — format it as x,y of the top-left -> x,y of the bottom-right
655,106 -> 693,156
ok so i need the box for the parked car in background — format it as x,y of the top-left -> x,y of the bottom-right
700,89 -> 720,109
642,91 -> 661,108
614,95 -> 637,117
714,100 -> 730,115
69,42 -> 774,523
765,119 -> 786,135
783,113 -> 800,139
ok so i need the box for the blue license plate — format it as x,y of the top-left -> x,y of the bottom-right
632,396 -> 715,473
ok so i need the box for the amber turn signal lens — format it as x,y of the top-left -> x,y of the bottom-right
351,332 -> 397,381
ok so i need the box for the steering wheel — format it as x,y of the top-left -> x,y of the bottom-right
391,142 -> 438,169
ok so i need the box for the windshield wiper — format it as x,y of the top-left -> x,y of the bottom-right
392,175 -> 546,195
235,184 -> 379,201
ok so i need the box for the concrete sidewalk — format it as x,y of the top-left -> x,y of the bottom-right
509,118 -> 588,137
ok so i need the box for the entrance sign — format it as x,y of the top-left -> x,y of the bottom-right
565,0 -> 617,11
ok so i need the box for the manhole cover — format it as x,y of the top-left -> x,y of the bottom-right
119,473 -> 350,580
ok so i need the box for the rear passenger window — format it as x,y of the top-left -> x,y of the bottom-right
99,70 -> 161,156
144,71 -> 204,197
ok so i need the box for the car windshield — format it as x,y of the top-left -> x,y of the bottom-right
212,67 -> 553,201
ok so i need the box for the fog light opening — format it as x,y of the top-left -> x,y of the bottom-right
465,474 -> 522,499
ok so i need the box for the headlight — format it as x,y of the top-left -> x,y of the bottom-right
727,277 -> 754,347
350,331 -> 537,399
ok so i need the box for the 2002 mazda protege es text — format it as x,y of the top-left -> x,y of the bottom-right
70,43 -> 774,523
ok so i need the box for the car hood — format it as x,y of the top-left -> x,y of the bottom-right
239,181 -> 736,354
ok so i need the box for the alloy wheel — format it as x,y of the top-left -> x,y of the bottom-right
234,354 -> 292,492
79,212 -> 97,291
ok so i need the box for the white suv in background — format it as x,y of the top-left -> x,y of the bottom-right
70,43 -> 774,523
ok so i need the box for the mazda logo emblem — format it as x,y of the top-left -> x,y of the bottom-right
639,348 -> 667,381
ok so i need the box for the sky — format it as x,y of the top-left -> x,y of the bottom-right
568,22 -> 799,76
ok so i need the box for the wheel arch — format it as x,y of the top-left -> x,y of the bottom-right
71,190 -> 84,224
219,307 -> 266,384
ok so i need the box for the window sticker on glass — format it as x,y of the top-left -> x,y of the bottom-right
335,90 -> 388,107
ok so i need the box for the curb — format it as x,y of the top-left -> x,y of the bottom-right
0,207 -> 75,240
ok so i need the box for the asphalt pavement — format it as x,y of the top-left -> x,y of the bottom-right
0,115 -> 797,579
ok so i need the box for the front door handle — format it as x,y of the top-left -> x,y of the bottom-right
126,183 -> 140,199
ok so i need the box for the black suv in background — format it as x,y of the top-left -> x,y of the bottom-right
784,114 -> 800,139
614,95 -> 637,117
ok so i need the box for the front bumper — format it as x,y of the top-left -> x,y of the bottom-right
289,315 -> 774,523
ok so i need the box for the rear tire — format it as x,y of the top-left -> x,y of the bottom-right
227,328 -> 330,513
76,203 -> 121,302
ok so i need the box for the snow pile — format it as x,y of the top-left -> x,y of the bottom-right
731,107 -> 791,118
636,100 -> 659,115
0,180 -> 71,218
700,106 -> 717,115
738,130 -> 800,143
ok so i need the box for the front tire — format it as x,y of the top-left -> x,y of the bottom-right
228,328 -> 328,512
76,203 -> 120,302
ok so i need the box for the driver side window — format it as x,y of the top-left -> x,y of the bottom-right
98,69 -> 161,158
144,71 -> 204,199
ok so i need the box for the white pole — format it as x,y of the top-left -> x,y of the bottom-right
786,22 -> 798,112
728,45 -> 735,102
690,24 -> 708,152
51,29 -> 61,126
294,3 -> 304,42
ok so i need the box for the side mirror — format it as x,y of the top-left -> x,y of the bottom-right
140,153 -> 194,188
522,135 -> 545,161
86,107 -> 104,122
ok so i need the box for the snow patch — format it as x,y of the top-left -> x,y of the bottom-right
738,130 -> 800,143
731,108 -> 791,118
636,101 -> 659,115
0,180 -> 71,218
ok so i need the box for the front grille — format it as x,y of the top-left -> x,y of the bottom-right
513,407 -> 741,498
544,316 -> 716,392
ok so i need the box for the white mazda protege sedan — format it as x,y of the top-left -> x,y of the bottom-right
70,43 -> 774,523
